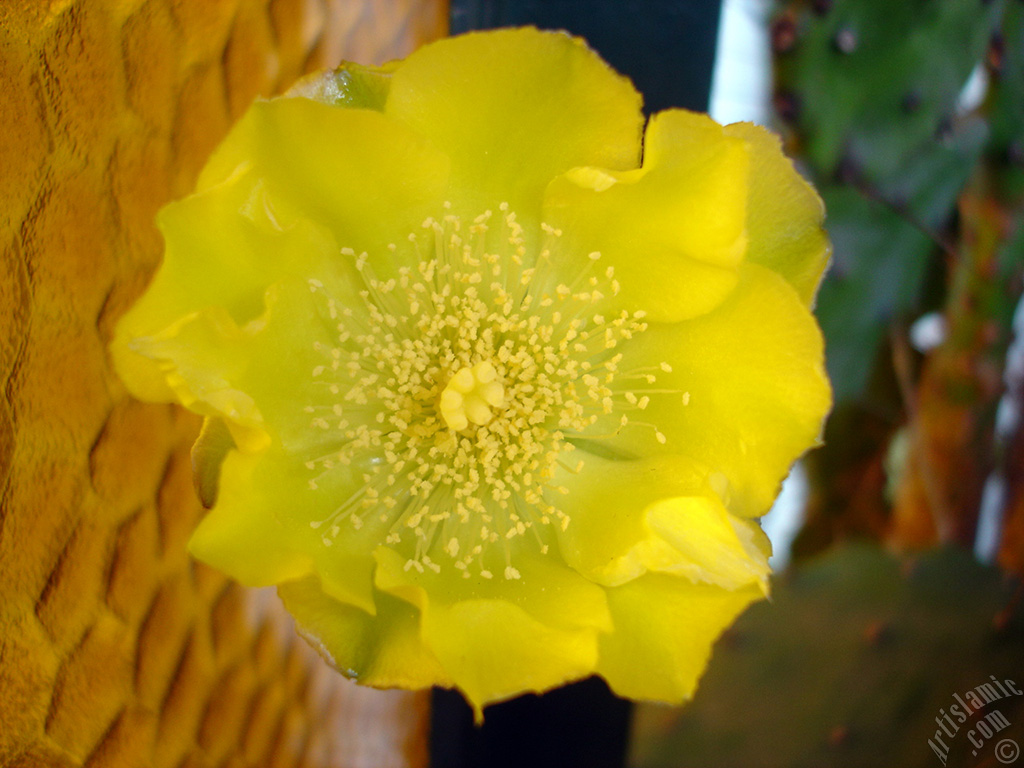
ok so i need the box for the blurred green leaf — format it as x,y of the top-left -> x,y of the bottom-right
990,3 -> 1024,158
784,0 -> 1002,179
815,187 -> 931,402
777,0 -> 1002,403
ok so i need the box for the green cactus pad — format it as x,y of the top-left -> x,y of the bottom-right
631,543 -> 1024,768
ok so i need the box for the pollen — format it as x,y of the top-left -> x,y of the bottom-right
300,205 -> 678,578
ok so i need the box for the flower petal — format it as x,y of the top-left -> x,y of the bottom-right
556,454 -> 769,590
279,576 -> 451,690
122,306 -> 270,451
374,546 -> 609,716
555,453 -> 704,580
195,97 -> 450,255
116,275 -> 330,451
111,170 -> 341,404
124,273 -> 429,617
426,599 -> 598,720
385,27 -> 643,217
190,443 -> 386,615
724,122 -> 830,305
373,545 -> 611,631
189,448 -> 315,588
642,497 -> 770,592
597,573 -> 763,703
543,110 -> 749,323
610,263 -> 831,516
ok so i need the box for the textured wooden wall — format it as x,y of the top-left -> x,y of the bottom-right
0,1 -> 446,766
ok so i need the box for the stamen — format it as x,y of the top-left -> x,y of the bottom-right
298,205 -> 672,577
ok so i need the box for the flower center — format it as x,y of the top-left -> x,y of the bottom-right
302,204 -> 679,579
439,362 -> 506,431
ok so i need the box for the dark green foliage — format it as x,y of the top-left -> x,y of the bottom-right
988,3 -> 1024,178
814,187 -> 933,402
775,0 -> 1006,402
630,544 -> 1024,768
781,0 -> 1000,178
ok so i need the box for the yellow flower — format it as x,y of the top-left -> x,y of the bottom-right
111,28 -> 831,717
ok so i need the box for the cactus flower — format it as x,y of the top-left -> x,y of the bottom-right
111,27 -> 831,717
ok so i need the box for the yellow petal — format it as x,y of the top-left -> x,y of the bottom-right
555,453 -> 704,580
597,573 -> 763,703
544,110 -> 749,323
123,306 -> 271,451
111,170 -> 342,403
724,122 -> 830,305
610,263 -> 831,516
183,277 -> 346,451
374,546 -> 608,716
119,272 -> 368,457
189,448 -> 315,588
643,497 -> 770,592
279,576 -> 450,690
556,454 -> 769,590
195,98 -> 450,256
427,598 -> 599,721
375,545 -> 610,631
190,443 -> 385,615
385,27 -> 643,217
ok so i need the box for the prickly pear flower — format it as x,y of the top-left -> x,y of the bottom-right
111,28 -> 831,717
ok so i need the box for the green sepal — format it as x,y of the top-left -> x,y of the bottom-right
190,416 -> 236,509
